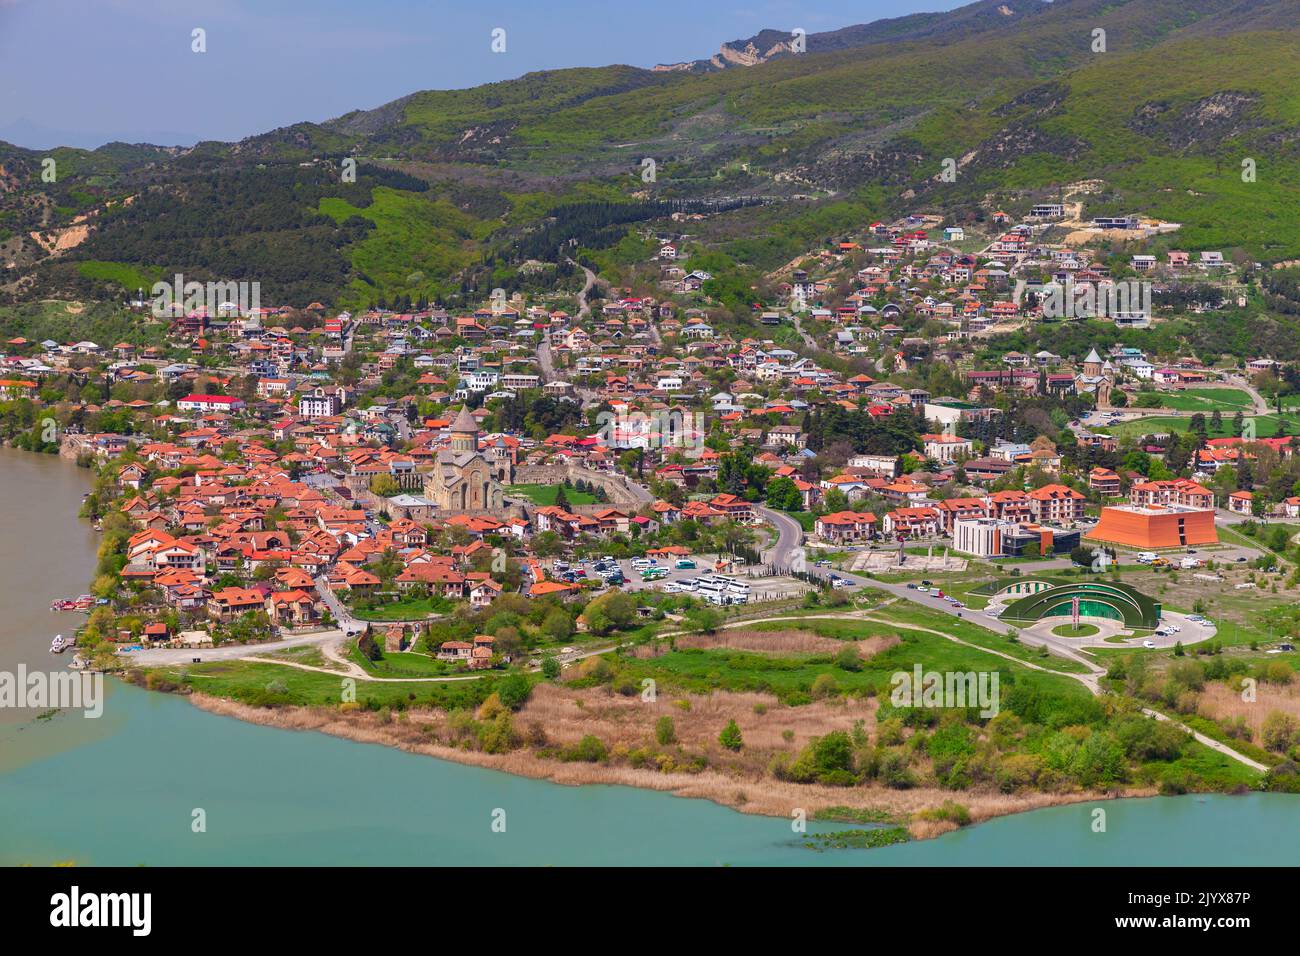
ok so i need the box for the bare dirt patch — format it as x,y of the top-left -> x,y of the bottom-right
666,628 -> 899,659
519,682 -> 877,757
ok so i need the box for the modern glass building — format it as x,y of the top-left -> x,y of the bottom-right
999,580 -> 1161,629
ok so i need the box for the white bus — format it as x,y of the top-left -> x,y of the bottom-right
696,575 -> 749,604
694,578 -> 733,605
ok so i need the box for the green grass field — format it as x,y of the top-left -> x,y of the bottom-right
75,260 -> 167,292
1106,414 -> 1300,440
620,616 -> 1089,704
160,659 -> 494,710
871,602 -> 1092,674
1052,623 -> 1101,638
350,595 -> 454,622
1154,388 -> 1255,412
505,484 -> 598,506
350,645 -> 457,678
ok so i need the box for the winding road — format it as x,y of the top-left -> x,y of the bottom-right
747,506 -> 1266,771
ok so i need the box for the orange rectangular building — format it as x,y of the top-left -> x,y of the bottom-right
1085,504 -> 1218,550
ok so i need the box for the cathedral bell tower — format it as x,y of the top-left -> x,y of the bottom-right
449,406 -> 479,454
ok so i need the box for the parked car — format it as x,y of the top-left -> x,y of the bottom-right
1143,640 -> 1157,648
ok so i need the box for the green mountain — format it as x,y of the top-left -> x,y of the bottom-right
2,0 -> 1297,309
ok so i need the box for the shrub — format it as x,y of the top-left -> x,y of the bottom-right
496,673 -> 533,711
876,717 -> 905,746
877,749 -> 915,789
612,674 -> 639,697
719,719 -> 743,751
918,800 -> 971,827
1114,715 -> 1189,761
478,713 -> 518,754
1264,661 -> 1294,685
1261,711 -> 1299,753
995,753 -> 1043,792
787,731 -> 857,785
476,693 -> 504,721
655,715 -> 677,746
811,673 -> 838,699
567,734 -> 608,762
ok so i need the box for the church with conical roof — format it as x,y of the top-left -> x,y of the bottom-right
423,406 -> 506,512
1075,347 -> 1115,405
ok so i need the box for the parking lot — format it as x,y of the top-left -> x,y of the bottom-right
550,555 -> 811,603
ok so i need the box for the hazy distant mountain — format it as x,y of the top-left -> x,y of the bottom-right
653,0 -> 1051,71
0,117 -> 198,152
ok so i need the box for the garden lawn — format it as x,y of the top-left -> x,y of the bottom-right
506,484 -> 597,506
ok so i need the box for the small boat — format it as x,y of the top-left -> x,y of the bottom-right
50,598 -> 93,612
50,634 -> 68,653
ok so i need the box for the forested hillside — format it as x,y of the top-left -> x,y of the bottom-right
1,0 -> 1297,310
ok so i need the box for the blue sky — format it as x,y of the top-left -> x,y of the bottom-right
0,0 -> 966,149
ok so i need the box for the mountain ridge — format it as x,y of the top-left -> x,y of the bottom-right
1,0 -> 1297,310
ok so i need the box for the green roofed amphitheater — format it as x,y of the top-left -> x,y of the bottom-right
999,581 -> 1161,630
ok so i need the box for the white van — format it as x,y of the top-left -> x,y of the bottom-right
1137,552 -> 1158,564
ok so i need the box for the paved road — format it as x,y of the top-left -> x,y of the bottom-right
849,585 -> 1264,770
537,336 -> 557,383
315,574 -> 363,633
791,313 -> 818,352
753,504 -> 805,570
618,474 -> 655,506
121,627 -> 346,666
568,257 -> 598,320
1221,375 -> 1271,415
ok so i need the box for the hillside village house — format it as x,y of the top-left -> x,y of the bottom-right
815,511 -> 878,543
17,176 -> 1269,721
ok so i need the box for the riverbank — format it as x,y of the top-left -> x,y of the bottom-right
186,689 -> 1151,838
16,441 -> 1273,854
